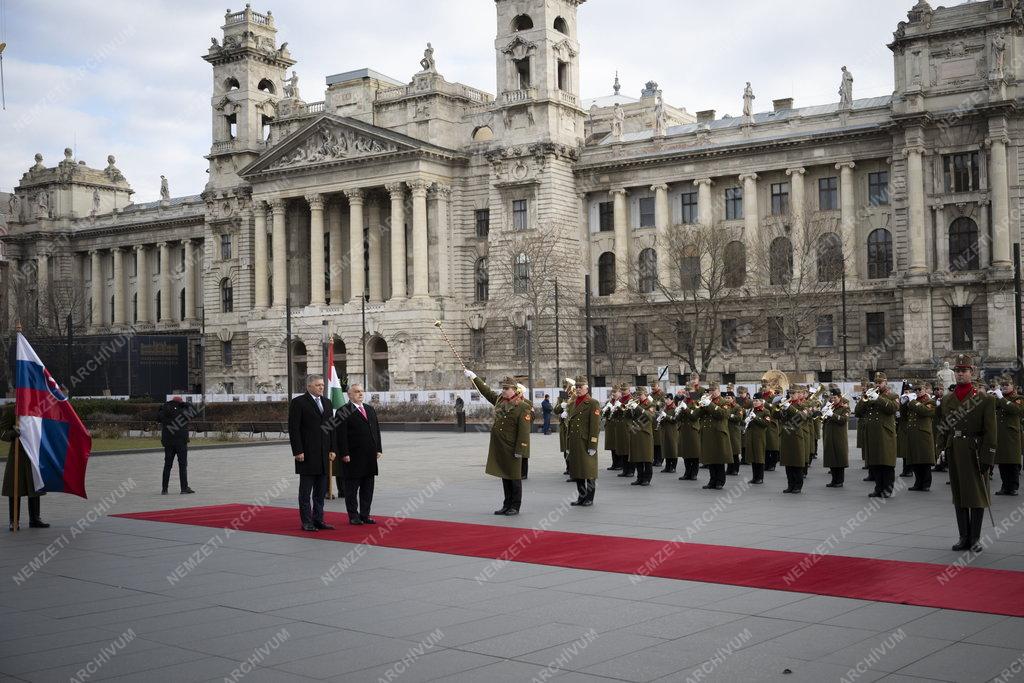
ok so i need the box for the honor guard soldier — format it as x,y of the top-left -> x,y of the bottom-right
939,355 -> 997,552
649,382 -> 667,468
993,375 -> 1022,496
822,386 -> 850,487
567,375 -> 601,506
779,386 -> 807,493
697,385 -> 731,490
602,386 -> 622,471
932,385 -> 948,472
556,379 -> 576,478
904,383 -> 937,492
658,394 -> 680,474
464,370 -> 531,516
762,387 -> 782,471
626,387 -> 656,485
725,393 -> 743,476
745,397 -> 770,484
677,386 -> 702,481
855,372 -> 898,497
617,384 -> 636,479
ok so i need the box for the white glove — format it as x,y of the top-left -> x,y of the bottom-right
560,411 -> 568,419
994,388 -> 1004,399
464,369 -> 476,380
587,449 -> 597,457
514,453 -> 523,459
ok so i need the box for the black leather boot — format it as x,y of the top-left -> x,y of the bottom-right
951,508 -> 971,551
969,508 -> 985,553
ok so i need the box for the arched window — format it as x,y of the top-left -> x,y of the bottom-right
638,248 -> 658,293
475,257 -> 489,302
513,253 -> 530,294
257,78 -> 275,94
724,240 -> 746,288
817,232 -> 843,282
769,236 -> 793,286
553,16 -> 568,34
679,245 -> 700,290
224,77 -> 240,91
949,217 -> 980,271
472,126 -> 494,142
866,228 -> 893,279
220,278 -> 233,313
511,14 -> 534,31
598,252 -> 616,296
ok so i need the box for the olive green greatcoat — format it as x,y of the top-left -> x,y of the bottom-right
822,403 -> 850,469
473,377 -> 532,480
854,392 -> 898,467
677,403 -> 701,461
938,386 -> 996,508
601,400 -> 616,453
727,404 -> 743,456
1,408 -> 44,499
745,409 -> 769,464
658,407 -> 679,457
697,400 -> 732,465
995,394 -> 1024,465
627,399 -> 655,464
555,395 -> 570,454
903,397 -> 936,466
779,403 -> 807,467
567,396 -> 602,480
765,402 -> 781,452
649,391 -> 666,446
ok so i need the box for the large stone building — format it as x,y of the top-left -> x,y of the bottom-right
2,0 -> 1022,394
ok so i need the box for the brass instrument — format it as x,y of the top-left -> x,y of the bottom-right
761,369 -> 790,393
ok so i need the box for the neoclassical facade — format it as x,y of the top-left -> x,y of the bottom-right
1,0 -> 1021,393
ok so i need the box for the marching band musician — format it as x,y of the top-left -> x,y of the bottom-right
904,382 -> 937,492
993,375 -> 1023,497
626,386 -> 656,486
556,378 -> 576,479
677,384 -> 702,481
650,382 -> 667,469
697,384 -> 731,490
744,397 -> 770,485
602,386 -> 623,472
933,384 -> 948,473
658,394 -> 680,474
780,385 -> 807,494
762,386 -> 782,472
856,372 -> 898,498
822,386 -> 850,488
566,375 -> 601,506
737,385 -> 753,467
616,384 -> 636,479
725,393 -> 744,476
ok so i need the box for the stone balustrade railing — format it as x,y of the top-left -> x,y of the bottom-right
502,88 -> 536,104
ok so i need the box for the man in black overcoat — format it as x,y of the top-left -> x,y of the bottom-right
288,374 -> 336,531
334,384 -> 382,525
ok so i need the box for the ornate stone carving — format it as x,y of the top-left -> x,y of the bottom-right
501,35 -> 536,60
419,42 -> 436,73
160,175 -> 170,201
742,82 -> 755,119
267,125 -> 399,169
839,66 -> 854,109
283,70 -> 300,99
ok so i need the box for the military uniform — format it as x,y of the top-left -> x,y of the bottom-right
726,401 -> 743,475
779,395 -> 807,493
658,399 -> 680,473
938,355 -> 997,552
855,376 -> 898,497
904,393 -> 936,492
627,393 -> 656,485
745,404 -> 770,484
822,396 -> 850,487
649,387 -> 667,467
471,375 -> 532,515
1,407 -> 48,530
697,395 -> 731,489
555,388 -> 572,475
677,394 -> 702,480
932,388 -> 948,472
616,387 -> 636,478
896,386 -> 912,478
566,377 -> 601,506
602,393 -> 622,471
994,387 -> 1023,496
763,391 -> 782,471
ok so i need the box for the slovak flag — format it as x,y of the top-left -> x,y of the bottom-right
14,333 -> 91,498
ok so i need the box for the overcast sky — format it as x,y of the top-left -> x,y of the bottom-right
0,0 -> 927,202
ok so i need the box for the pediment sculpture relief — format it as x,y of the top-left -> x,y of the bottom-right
267,125 -> 400,169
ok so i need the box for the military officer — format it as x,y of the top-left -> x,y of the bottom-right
822,387 -> 850,487
617,384 -> 636,479
745,397 -> 770,485
697,385 -> 731,490
780,386 -> 808,494
993,375 -> 1023,496
939,355 -> 996,552
658,394 -> 680,473
566,375 -> 601,506
855,372 -> 898,498
464,370 -> 531,516
626,386 -> 655,486
677,386 -> 702,481
905,382 -> 937,492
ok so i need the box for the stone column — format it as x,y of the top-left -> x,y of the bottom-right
836,162 -> 857,280
652,183 -> 671,289
134,245 -> 150,323
432,183 -> 452,297
271,199 -> 287,307
905,144 -> 928,275
253,201 -> 269,309
307,193 -> 326,305
36,252 -> 49,313
328,200 -> 343,304
739,173 -> 759,249
694,178 -> 714,226
182,239 -> 196,321
987,133 -> 1012,269
786,167 -> 806,283
89,250 -> 102,327
611,188 -> 629,291
345,189 -> 365,300
158,241 -> 172,322
112,248 -> 126,325
366,195 -> 383,302
410,179 -> 429,297
386,182 -> 407,301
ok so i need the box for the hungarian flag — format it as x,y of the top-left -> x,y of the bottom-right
14,333 -> 92,498
326,345 -> 347,410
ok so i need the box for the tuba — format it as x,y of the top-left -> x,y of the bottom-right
761,369 -> 790,394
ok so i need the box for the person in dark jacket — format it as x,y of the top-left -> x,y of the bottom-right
541,394 -> 553,435
1,406 -> 48,530
288,375 -> 336,532
334,384 -> 382,525
156,396 -> 196,494
454,395 -> 466,432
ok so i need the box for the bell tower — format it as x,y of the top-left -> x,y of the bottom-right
493,0 -> 586,146
203,5 -> 295,190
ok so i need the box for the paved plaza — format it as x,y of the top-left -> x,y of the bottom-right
1,431 -> 1023,682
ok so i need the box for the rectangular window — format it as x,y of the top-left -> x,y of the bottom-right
638,197 -> 656,228
220,234 -> 232,260
598,201 -> 614,232
943,152 -> 981,193
721,372 -> 736,385
951,305 -> 973,350
222,340 -> 233,368
677,320 -> 693,355
634,374 -> 647,387
180,248 -> 186,271
866,312 -> 885,346
818,177 -> 838,211
767,316 -> 785,350
771,182 -> 790,216
868,171 -> 890,206
592,375 -> 606,388
557,60 -> 568,90
680,191 -> 698,224
816,314 -> 834,347
634,323 -> 649,353
512,199 -> 528,230
593,325 -> 608,354
721,318 -> 738,351
817,370 -> 834,383
513,327 -> 527,358
475,209 -> 490,238
725,187 -> 743,220
471,329 -> 485,360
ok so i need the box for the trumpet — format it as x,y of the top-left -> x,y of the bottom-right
656,409 -> 667,426
864,387 -> 879,401
743,408 -> 756,430
625,399 -> 639,411
698,393 -> 711,408
821,402 -> 834,419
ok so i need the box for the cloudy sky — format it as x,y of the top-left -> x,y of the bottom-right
0,0 -> 922,202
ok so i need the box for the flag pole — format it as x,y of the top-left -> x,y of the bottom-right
12,322 -> 21,533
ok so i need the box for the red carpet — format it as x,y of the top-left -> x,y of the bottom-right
115,504 -> 1024,617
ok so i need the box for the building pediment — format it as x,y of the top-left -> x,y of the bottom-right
239,115 -> 462,178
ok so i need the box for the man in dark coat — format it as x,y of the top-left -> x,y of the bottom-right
288,374 -> 336,532
1,406 -> 48,530
566,375 -> 601,506
994,375 -> 1023,496
156,396 -> 196,494
334,384 -> 382,525
541,394 -> 553,435
855,372 -> 898,498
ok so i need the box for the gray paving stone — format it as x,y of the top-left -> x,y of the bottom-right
894,641 -> 1024,681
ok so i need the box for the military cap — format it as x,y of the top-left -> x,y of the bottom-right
830,386 -> 842,396
574,374 -> 589,386
500,376 -> 518,389
953,354 -> 974,370
874,371 -> 887,382
998,374 -> 1016,386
